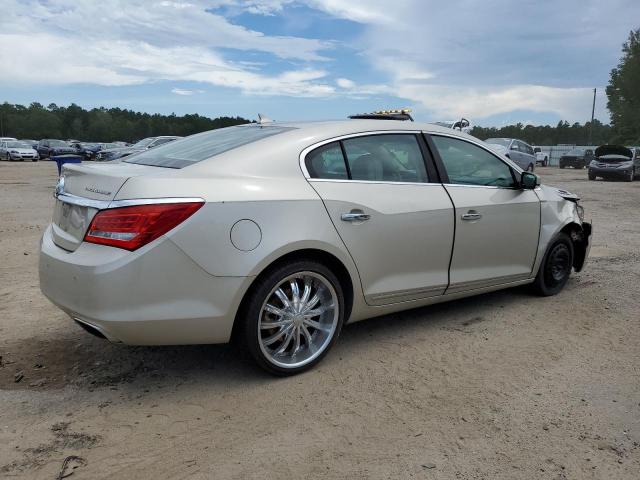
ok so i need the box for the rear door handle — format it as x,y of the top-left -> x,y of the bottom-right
341,212 -> 371,222
461,211 -> 482,221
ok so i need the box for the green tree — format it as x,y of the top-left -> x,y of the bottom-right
606,28 -> 640,144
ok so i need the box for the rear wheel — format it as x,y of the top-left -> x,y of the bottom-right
532,233 -> 574,296
240,260 -> 345,375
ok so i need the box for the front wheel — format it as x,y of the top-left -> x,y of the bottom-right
527,163 -> 534,172
588,171 -> 596,181
559,164 -> 565,169
532,233 -> 574,296
626,169 -> 634,182
240,260 -> 345,375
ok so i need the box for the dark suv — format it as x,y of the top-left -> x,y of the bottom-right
559,148 -> 594,169
588,145 -> 639,181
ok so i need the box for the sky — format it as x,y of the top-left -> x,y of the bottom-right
0,0 -> 638,126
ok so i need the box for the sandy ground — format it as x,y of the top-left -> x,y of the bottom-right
0,161 -> 638,479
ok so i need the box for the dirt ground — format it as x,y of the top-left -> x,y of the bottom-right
0,161 -> 638,479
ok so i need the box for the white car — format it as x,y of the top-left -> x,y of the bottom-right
534,147 -> 549,166
0,140 -> 39,161
39,119 -> 591,375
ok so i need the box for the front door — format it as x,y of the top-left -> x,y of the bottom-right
304,133 -> 455,305
428,134 -> 541,293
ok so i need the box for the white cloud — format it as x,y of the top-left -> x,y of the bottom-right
336,78 -> 355,89
171,88 -> 204,95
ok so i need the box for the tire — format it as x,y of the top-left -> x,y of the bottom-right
559,164 -> 565,169
626,168 -> 634,182
588,172 -> 596,181
527,163 -> 534,172
532,233 -> 574,296
239,260 -> 345,375
544,157 -> 548,167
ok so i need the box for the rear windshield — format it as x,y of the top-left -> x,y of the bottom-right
124,125 -> 295,168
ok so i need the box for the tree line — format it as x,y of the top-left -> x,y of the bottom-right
471,120 -> 613,146
0,102 -> 251,142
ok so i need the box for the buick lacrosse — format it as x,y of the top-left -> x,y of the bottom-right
39,118 -> 592,374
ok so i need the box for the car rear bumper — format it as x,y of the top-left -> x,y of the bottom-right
588,166 -> 631,178
39,225 -> 251,345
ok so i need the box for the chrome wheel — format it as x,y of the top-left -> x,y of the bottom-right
258,271 -> 339,369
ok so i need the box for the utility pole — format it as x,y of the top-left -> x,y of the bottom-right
588,88 -> 596,145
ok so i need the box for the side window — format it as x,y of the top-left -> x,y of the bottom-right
525,143 -> 534,156
342,134 -> 428,182
305,142 -> 348,180
431,136 -> 516,188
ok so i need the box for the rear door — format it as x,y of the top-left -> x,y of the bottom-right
427,134 -> 540,293
304,133 -> 455,305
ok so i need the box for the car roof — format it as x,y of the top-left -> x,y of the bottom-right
245,119 -> 477,141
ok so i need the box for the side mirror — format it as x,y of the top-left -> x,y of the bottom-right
520,171 -> 539,189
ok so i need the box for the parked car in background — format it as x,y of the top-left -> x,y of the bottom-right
96,136 -> 181,161
0,140 -> 39,161
40,120 -> 591,375
588,145 -> 639,181
484,138 -> 536,171
534,147 -> 548,166
0,137 -> 18,143
433,118 -> 473,135
36,139 -> 75,159
20,139 -> 38,149
559,148 -> 594,169
70,142 -> 100,160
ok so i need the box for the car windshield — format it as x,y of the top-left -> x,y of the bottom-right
7,141 -> 32,148
566,148 -> 585,156
484,138 -> 511,147
125,125 -> 296,168
48,140 -> 68,147
132,138 -> 155,148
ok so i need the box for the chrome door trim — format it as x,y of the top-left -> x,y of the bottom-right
55,192 -> 205,210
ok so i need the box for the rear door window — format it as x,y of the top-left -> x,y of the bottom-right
305,142 -> 348,179
342,134 -> 429,182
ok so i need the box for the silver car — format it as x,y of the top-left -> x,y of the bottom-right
39,120 -> 591,375
485,138 -> 537,172
0,140 -> 39,161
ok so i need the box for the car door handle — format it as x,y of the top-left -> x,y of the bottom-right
461,211 -> 482,221
341,212 -> 371,222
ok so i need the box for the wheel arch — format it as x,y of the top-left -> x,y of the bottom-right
231,247 -> 356,340
559,221 -> 590,272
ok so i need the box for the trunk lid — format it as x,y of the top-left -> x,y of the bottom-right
52,161 -> 161,251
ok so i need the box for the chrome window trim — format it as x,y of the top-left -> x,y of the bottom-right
308,178 -> 444,187
299,130 -> 437,184
54,192 -> 205,210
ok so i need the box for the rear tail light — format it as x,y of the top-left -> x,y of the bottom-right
84,202 -> 204,251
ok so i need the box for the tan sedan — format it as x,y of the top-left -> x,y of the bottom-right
39,119 -> 591,375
